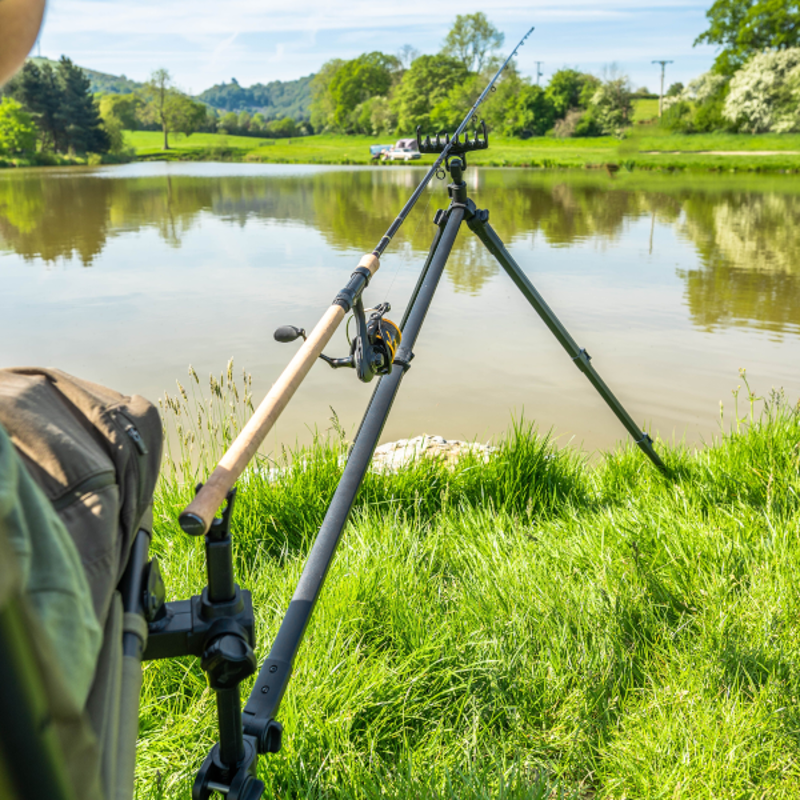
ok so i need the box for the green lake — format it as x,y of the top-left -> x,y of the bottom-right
2,163 -> 799,459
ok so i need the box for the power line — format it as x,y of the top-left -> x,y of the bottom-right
652,60 -> 673,118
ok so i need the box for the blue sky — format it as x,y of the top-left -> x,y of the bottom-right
35,0 -> 720,94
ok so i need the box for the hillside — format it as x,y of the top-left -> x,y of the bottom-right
196,75 -> 314,120
25,58 -> 313,121
29,56 -> 144,94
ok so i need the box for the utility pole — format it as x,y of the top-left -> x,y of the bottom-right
535,61 -> 544,85
652,60 -> 673,117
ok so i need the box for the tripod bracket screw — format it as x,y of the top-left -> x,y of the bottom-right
201,633 -> 257,690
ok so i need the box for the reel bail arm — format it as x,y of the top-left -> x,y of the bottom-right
274,301 -> 401,384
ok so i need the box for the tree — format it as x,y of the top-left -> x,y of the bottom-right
6,58 -> 109,154
695,0 -> 800,75
544,69 -> 600,119
57,57 -> 110,154
327,52 -> 399,131
0,98 -> 36,156
237,109 -> 251,133
267,117 -> 299,138
397,45 -> 420,70
219,111 -> 239,134
7,61 -> 66,151
310,59 -> 345,131
391,54 -> 469,133
503,84 -> 556,137
367,96 -> 396,135
723,47 -> 800,132
442,13 -> 504,73
98,94 -> 145,153
250,112 -> 266,134
98,94 -> 143,131
139,69 -> 206,149
587,75 -> 633,135
351,96 -> 396,135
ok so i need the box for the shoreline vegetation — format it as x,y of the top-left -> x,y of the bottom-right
7,12 -> 800,178
141,369 -> 800,798
5,128 -> 800,174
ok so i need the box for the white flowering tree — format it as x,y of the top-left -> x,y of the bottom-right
588,77 -> 633,135
723,48 -> 800,132
663,71 -> 728,111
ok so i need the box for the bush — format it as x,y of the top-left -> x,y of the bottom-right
0,97 -> 36,156
660,100 -> 695,132
724,48 -> 800,133
587,76 -> 633,135
661,72 -> 732,133
573,109 -> 603,136
267,117 -> 299,138
553,109 -> 582,138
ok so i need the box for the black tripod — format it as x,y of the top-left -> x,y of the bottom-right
143,147 -> 665,799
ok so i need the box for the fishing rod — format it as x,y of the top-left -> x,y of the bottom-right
179,26 -> 536,537
141,26 -> 671,800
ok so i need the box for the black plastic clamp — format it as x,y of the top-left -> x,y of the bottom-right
572,348 -> 592,366
333,266 -> 373,312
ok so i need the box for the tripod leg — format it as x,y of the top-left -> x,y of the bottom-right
467,212 -> 665,471
242,205 -> 466,744
351,214 -> 447,446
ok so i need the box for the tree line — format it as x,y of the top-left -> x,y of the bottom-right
309,13 -> 640,139
101,74 -> 313,145
0,59 -> 209,159
4,0 -> 799,161
196,75 -> 312,121
0,57 -> 110,160
0,60 -> 308,162
658,0 -> 800,133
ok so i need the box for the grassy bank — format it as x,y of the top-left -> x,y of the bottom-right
124,128 -> 800,173
139,383 -> 800,799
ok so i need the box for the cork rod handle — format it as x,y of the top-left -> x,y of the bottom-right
180,254 -> 380,535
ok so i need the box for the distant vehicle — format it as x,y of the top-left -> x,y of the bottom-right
382,138 -> 421,161
370,144 -> 392,160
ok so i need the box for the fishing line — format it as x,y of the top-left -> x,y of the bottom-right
379,168 -> 442,306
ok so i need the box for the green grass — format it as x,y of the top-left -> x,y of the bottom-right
138,373 -> 800,799
123,128 -> 800,174
632,98 -> 659,123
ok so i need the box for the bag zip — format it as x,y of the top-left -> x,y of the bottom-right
52,471 -> 117,512
119,416 -> 148,455
110,408 -> 147,521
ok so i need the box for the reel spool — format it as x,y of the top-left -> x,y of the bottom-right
274,301 -> 401,384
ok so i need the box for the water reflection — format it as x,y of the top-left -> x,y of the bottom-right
677,192 -> 800,334
2,166 -> 800,334
2,163 -> 799,458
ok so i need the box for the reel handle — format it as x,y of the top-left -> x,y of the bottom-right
273,325 -> 306,343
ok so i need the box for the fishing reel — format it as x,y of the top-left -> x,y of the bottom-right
274,300 -> 401,384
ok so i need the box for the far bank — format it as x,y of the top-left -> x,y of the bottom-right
5,130 -> 800,173
126,130 -> 800,174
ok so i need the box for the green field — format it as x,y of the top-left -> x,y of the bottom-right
124,127 -> 800,173
138,376 -> 800,799
632,98 -> 660,122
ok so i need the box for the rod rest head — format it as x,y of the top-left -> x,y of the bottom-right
415,119 -> 489,156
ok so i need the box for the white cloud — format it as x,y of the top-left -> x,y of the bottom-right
210,32 -> 240,70
45,0 -> 697,35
